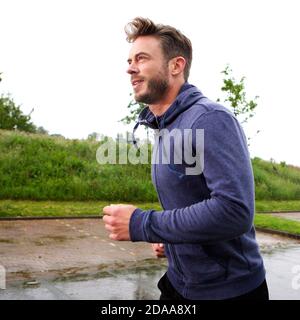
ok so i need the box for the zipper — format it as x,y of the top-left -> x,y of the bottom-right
169,244 -> 184,275
152,135 -> 163,205
153,125 -> 183,275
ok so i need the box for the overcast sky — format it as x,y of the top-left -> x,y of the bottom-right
1,0 -> 299,166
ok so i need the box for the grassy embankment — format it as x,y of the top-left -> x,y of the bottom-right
1,129 -> 300,235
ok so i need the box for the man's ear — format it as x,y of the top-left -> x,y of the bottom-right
170,56 -> 186,76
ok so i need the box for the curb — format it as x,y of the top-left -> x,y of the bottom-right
255,227 -> 300,240
257,211 -> 300,214
0,215 -> 102,221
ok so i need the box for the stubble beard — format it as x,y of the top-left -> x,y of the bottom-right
134,70 -> 169,105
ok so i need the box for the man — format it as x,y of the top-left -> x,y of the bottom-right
103,17 -> 269,300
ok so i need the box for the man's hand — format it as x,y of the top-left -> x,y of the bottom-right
102,204 -> 137,241
151,243 -> 165,258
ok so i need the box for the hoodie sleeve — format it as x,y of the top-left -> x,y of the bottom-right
129,110 -> 255,244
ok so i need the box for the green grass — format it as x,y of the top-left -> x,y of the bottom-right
252,157 -> 300,200
254,213 -> 300,236
256,200 -> 300,212
1,130 -> 300,202
0,200 -> 163,218
1,199 -> 300,237
0,129 -> 157,202
1,199 -> 299,218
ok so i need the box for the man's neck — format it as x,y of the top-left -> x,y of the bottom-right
149,80 -> 185,116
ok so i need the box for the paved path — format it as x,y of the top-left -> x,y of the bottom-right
0,217 -> 299,285
1,218 -> 300,300
0,218 -> 155,284
270,211 -> 300,222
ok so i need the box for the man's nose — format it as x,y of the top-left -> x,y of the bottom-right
127,63 -> 138,75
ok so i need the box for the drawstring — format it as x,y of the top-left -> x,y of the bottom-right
132,122 -> 140,149
131,107 -> 166,149
131,107 -> 156,149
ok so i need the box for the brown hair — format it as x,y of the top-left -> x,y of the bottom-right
125,17 -> 192,81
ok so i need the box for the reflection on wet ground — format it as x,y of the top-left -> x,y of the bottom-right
0,259 -> 167,300
1,246 -> 300,300
263,246 -> 300,299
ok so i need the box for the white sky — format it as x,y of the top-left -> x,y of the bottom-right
0,0 -> 299,166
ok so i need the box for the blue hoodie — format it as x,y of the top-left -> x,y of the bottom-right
129,83 -> 266,300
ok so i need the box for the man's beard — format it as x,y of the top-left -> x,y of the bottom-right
134,71 -> 169,105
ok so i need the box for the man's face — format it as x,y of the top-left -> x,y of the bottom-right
127,36 -> 170,104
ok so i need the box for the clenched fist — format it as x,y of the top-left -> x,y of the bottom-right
102,204 -> 137,241
151,243 -> 165,258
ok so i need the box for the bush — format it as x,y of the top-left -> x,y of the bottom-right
0,129 -> 299,202
0,129 -> 157,202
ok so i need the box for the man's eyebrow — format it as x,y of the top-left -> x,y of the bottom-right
127,52 -> 151,63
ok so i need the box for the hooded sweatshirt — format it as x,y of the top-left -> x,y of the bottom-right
129,82 -> 266,300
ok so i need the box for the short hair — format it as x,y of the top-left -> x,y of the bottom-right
125,17 -> 192,81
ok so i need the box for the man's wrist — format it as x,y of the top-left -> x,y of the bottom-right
129,208 -> 146,242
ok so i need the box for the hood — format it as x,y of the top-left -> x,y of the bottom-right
132,83 -> 205,147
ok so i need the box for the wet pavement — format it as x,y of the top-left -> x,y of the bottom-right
0,218 -> 300,300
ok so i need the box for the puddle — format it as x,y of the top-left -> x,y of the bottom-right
1,262 -> 167,300
263,246 -> 300,299
1,247 -> 300,300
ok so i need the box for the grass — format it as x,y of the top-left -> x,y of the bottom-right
254,213 -> 300,236
0,199 -> 163,218
1,200 -> 298,218
1,129 -> 300,202
252,157 -> 300,200
255,200 -> 300,212
0,129 -> 157,202
1,199 -> 300,236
